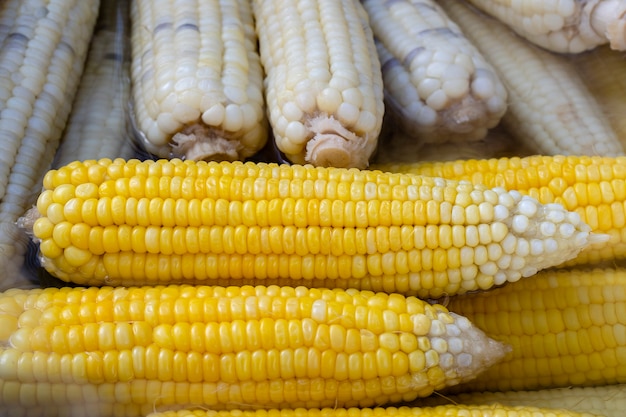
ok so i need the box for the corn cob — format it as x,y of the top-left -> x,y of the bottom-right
251,0 -> 384,169
51,0 -> 136,168
0,0 -> 100,290
362,0 -> 508,145
568,45 -> 626,146
371,154 -> 626,267
416,384 -> 626,417
129,0 -> 268,161
437,0 -> 624,157
462,0 -> 626,53
22,158 -> 604,298
436,266 -> 626,393
145,405 -> 603,417
0,284 -> 509,416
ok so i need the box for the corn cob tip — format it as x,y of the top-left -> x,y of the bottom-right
304,116 -> 374,169
591,0 -> 626,50
170,124 -> 261,162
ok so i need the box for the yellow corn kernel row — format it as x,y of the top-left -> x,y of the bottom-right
416,383 -> 626,417
0,284 -> 507,415
371,154 -> 626,267
130,0 -> 268,161
436,266 -> 626,393
145,406 -> 603,417
252,0 -> 384,169
21,158 -> 603,299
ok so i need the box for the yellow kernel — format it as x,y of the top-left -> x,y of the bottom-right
64,246 -> 93,267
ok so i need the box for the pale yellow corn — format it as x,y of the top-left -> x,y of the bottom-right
22,158 -> 603,299
0,284 -> 508,416
52,0 -> 136,168
437,266 -> 626,393
371,154 -> 626,267
130,0 -> 268,162
462,0 -> 626,53
145,406 -> 603,417
363,0 -> 507,145
438,0 -> 625,157
416,384 -> 626,417
0,0 -> 100,290
252,0 -> 384,169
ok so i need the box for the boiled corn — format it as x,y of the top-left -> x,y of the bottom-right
362,0 -> 507,145
0,284 -> 508,415
462,0 -> 626,53
252,0 -> 384,169
22,158 -> 603,299
130,0 -> 268,161
416,384 -> 626,417
0,0 -> 100,289
52,0 -> 136,168
145,405 -> 603,417
438,0 -> 625,157
439,266 -> 626,392
371,154 -> 626,267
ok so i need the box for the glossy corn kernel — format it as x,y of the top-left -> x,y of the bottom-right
0,284 -> 507,415
23,158 -> 603,298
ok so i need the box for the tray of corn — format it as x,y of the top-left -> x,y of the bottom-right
1,0 -> 626,416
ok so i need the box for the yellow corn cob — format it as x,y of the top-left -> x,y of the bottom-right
371,154 -> 626,267
437,0 -> 625,157
0,0 -> 100,290
0,284 -> 509,416
252,0 -> 384,169
416,384 -> 626,417
362,0 -> 508,145
22,158 -> 604,299
51,0 -> 136,168
436,266 -> 626,393
129,0 -> 268,161
144,406 -> 603,417
568,45 -> 626,145
462,0 -> 626,53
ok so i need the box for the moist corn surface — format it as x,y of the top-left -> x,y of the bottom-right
28,158 -> 600,298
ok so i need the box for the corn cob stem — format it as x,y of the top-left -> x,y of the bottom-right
371,154 -> 626,267
416,384 -> 626,417
0,284 -> 508,415
146,406 -> 603,417
130,0 -> 268,162
436,0 -> 624,157
437,266 -> 626,393
52,0 -> 135,168
463,0 -> 626,53
362,0 -> 508,145
22,158 -> 604,298
252,0 -> 384,169
0,0 -> 100,289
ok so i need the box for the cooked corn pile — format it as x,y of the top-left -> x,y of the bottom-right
4,0 -> 626,416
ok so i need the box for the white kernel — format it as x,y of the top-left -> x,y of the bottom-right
497,192 -> 516,208
447,337 -> 464,354
284,121 -> 308,145
224,86 -> 247,104
417,78 -> 441,98
426,89 -> 448,111
471,74 -> 495,99
487,243 -> 503,261
282,102 -> 303,121
342,87 -> 363,107
479,261 -> 498,276
202,103 -> 225,126
546,208 -> 566,224
356,110 -> 378,132
491,222 -> 509,242
494,271 -> 508,285
172,102 -> 200,124
337,102 -> 360,126
457,353 -> 473,367
567,211 -> 582,225
512,215 -> 530,234
442,78 -> 469,100
558,223 -> 575,238
460,265 -> 478,280
496,254 -> 512,269
521,266 -> 538,277
544,238 -> 559,253
518,198 -> 538,217
508,271 -> 523,282
317,87 -> 341,113
530,238 -> 544,255
439,352 -> 454,369
516,239 -> 530,256
429,320 -> 445,337
445,324 -> 461,337
510,255 -> 526,271
412,104 -> 438,127
295,92 -> 316,113
222,104 -> 243,132
156,112 -> 180,134
431,337 -> 448,353
539,222 -> 556,237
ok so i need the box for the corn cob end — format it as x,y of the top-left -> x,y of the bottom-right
591,0 -> 626,50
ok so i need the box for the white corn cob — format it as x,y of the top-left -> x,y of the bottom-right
252,0 -> 385,169
0,0 -> 100,290
130,0 -> 268,162
415,384 -> 626,417
52,0 -> 136,168
362,0 -> 507,145
438,0 -> 625,157
568,45 -> 626,148
461,0 -> 626,53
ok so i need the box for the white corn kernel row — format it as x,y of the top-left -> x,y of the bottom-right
0,0 -> 99,289
252,0 -> 385,169
439,0 -> 625,156
130,0 -> 268,162
363,0 -> 507,145
463,0 -> 626,53
52,0 -> 136,168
